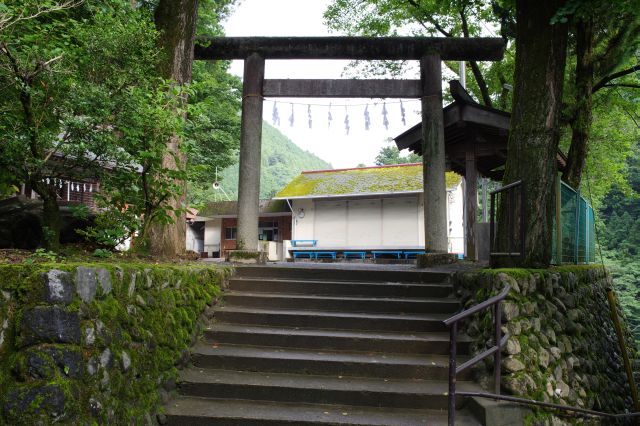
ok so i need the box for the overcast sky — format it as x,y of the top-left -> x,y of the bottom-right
223,0 -> 424,168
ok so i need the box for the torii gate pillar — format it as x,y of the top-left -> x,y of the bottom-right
420,54 -> 448,252
236,52 -> 265,251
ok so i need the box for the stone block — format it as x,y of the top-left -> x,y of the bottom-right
19,306 -> 81,347
4,384 -> 69,423
121,351 -> 131,371
43,269 -> 74,304
416,252 -> 457,268
468,396 -> 531,426
20,346 -> 83,380
226,250 -> 267,264
76,267 -> 97,303
96,268 -> 112,296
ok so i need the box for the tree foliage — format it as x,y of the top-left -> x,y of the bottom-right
374,145 -> 422,165
0,0 -> 242,252
0,1 -> 183,249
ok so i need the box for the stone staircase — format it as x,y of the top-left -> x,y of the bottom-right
165,265 -> 484,425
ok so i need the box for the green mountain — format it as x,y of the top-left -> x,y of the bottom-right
218,122 -> 331,199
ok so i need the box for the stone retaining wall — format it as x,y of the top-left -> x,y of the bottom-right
0,263 -> 231,425
454,266 -> 637,424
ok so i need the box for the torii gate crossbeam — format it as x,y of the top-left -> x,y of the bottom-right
195,37 -> 505,254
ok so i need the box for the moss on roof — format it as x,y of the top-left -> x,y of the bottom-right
199,199 -> 289,217
275,164 -> 462,199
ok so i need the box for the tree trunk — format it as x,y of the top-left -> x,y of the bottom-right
563,17 -> 594,189
145,0 -> 198,256
496,0 -> 568,268
38,183 -> 61,251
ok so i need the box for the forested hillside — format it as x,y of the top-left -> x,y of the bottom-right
189,122 -> 331,204
600,144 -> 640,341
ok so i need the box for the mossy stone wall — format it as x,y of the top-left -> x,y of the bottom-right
455,266 -> 637,425
0,263 -> 231,425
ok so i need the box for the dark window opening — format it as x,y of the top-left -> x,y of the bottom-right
225,227 -> 237,240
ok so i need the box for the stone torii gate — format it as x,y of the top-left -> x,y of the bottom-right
195,37 -> 505,253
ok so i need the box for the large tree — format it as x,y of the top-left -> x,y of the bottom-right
497,0 -> 568,267
561,2 -> 640,188
142,0 -> 199,256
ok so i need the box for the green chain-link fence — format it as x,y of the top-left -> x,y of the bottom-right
552,179 -> 596,264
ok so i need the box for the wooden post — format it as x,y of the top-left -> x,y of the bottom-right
236,52 -> 265,251
465,141 -> 477,260
421,54 -> 448,252
555,173 -> 562,264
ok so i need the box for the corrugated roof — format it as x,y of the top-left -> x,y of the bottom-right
274,163 -> 462,199
198,199 -> 290,218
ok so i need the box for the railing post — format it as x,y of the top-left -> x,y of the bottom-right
520,184 -> 525,261
509,187 -> 515,256
494,302 -> 502,395
448,322 -> 457,426
574,188 -> 580,264
489,192 -> 495,255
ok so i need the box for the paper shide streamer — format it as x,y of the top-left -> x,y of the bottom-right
364,105 -> 371,130
382,102 -> 389,130
272,102 -> 280,126
344,106 -> 350,135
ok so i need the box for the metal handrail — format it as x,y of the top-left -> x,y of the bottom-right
490,179 -> 522,194
444,285 -> 511,326
443,284 -> 510,426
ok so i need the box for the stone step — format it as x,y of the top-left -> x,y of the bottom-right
205,323 -> 469,355
215,306 -> 450,332
178,368 -> 484,410
190,343 -> 469,381
223,291 -> 459,314
228,277 -> 453,298
235,265 -> 451,284
165,397 -> 481,425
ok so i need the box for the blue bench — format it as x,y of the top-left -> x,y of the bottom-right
291,240 -> 317,247
293,251 -> 316,259
371,251 -> 403,259
315,252 -> 337,259
404,251 -> 425,259
343,251 -> 366,260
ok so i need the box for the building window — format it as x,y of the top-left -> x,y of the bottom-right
225,227 -> 237,240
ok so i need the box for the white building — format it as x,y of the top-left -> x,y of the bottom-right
274,163 -> 464,257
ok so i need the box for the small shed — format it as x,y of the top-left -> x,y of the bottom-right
394,81 -> 567,259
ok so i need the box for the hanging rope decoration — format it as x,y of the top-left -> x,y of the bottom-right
42,178 -> 94,193
264,99 -> 420,132
382,102 -> 389,130
289,103 -> 294,127
272,101 -> 280,126
364,104 -> 371,131
344,106 -> 350,135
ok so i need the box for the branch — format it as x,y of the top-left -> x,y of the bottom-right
593,65 -> 640,93
457,6 -> 493,107
602,83 -> 640,90
0,1 -> 83,32
406,0 -> 452,37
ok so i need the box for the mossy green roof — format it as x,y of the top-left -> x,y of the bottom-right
198,199 -> 289,217
275,164 -> 462,199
